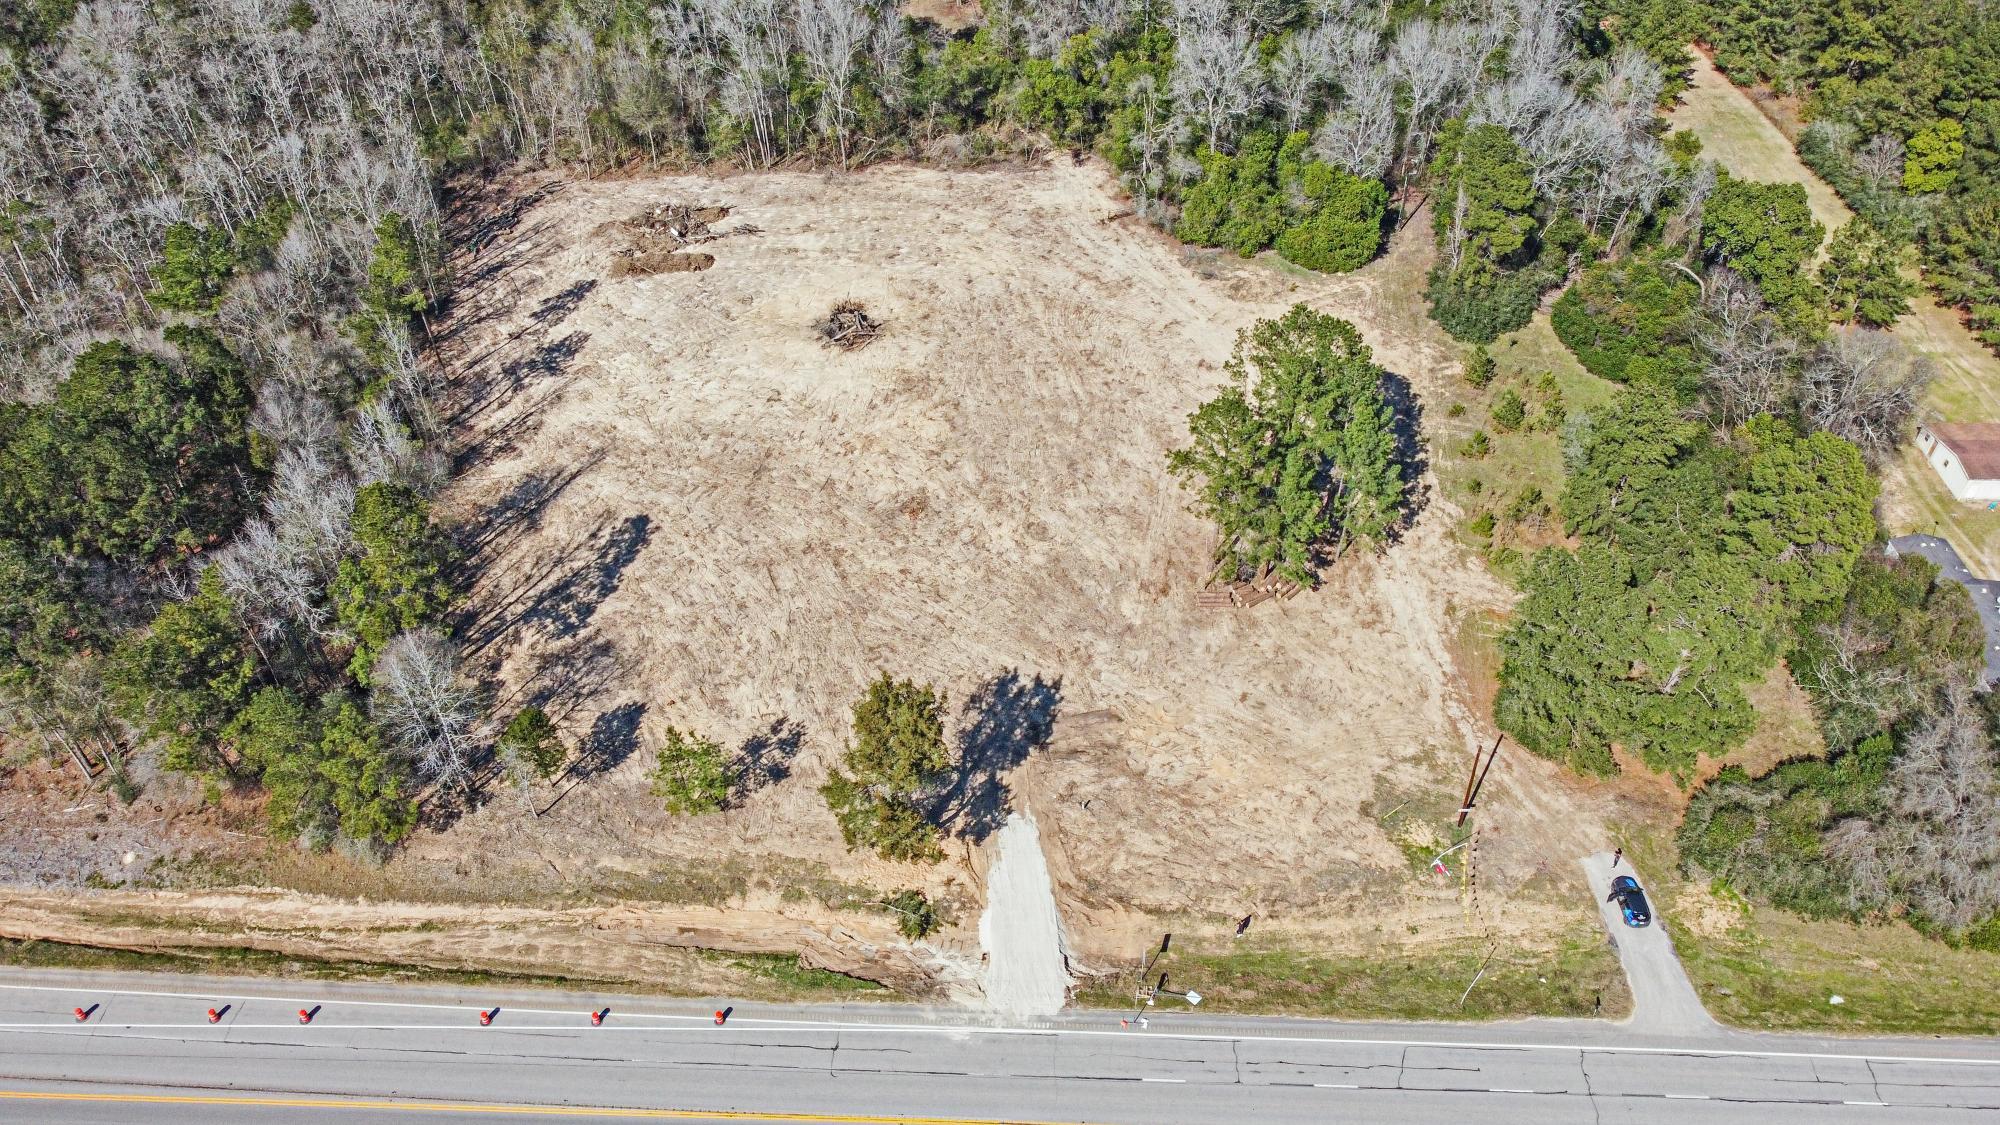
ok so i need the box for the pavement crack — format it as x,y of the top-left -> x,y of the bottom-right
1580,1048 -> 1601,1125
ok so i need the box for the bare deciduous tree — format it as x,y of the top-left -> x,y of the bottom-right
1269,25 -> 1334,134
1695,269 -> 1803,428
1800,328 -> 1936,462
1168,0 -> 1265,151
1314,65 -> 1394,179
1827,679 -> 2000,932
794,0 -> 871,164
1854,133 -> 1906,189
372,629 -> 484,794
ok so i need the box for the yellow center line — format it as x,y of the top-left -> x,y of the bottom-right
0,1089 -> 1087,1123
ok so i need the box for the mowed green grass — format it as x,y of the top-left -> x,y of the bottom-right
1427,307 -> 1620,563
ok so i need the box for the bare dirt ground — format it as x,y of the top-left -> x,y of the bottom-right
5,157 -> 1625,994
423,157 -> 1616,959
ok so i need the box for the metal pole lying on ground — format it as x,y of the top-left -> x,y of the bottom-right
1457,735 -> 1503,826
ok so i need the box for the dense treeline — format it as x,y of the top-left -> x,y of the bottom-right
1487,6 -> 2000,944
1679,552 -> 1999,947
1594,0 -> 2000,351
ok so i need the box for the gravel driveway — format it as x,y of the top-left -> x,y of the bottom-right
1580,852 -> 1718,1038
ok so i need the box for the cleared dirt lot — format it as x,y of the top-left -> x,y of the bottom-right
419,156 -> 1617,968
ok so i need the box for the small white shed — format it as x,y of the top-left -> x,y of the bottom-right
1916,422 -> 2000,504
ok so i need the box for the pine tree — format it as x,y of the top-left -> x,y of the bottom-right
821,673 -> 949,862
648,727 -> 731,815
1168,306 -> 1403,585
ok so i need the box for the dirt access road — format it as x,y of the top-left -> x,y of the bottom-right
1581,853 -> 1715,1038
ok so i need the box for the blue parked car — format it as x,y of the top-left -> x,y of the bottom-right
1609,875 -> 1652,927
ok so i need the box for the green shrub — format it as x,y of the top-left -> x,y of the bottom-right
649,728 -> 732,815
1426,268 -> 1542,343
1548,256 -> 1701,394
1274,161 -> 1387,273
1503,485 -> 1544,523
1491,389 -> 1525,432
1464,346 -> 1495,388
881,889 -> 945,939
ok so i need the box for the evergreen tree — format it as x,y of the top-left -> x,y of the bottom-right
1901,119 -> 1964,192
148,222 -> 235,313
648,726 -> 731,815
821,673 -> 949,862
1167,306 -> 1402,585
1821,218 -> 1919,327
6,330 -> 253,560
1701,173 -> 1827,324
260,699 -> 417,849
499,705 -> 566,783
109,568 -> 258,775
1724,416 -> 1877,611
331,482 -> 452,682
1429,120 -> 1538,278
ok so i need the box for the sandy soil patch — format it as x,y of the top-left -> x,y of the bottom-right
977,813 -> 1071,1017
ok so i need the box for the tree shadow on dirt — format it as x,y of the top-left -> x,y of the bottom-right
457,513 -> 652,655
531,279 -> 597,330
494,634 -> 624,729
454,450 -> 606,564
569,701 -> 648,781
451,331 -> 592,470
519,514 -> 652,640
930,669 -> 1062,843
1380,368 -> 1430,542
732,717 -> 805,805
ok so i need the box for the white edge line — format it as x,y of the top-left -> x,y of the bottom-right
1314,1083 -> 1359,1089
3,984 -> 1997,1069
1664,1094 -> 1710,1099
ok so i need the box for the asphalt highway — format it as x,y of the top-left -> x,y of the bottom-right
0,969 -> 1995,1123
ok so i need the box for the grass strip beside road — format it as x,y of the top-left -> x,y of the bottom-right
1074,933 -> 1630,1022
0,1090 -> 1077,1124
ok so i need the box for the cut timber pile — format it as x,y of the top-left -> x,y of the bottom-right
817,300 -> 882,351
605,202 -> 728,277
1195,573 -> 1304,610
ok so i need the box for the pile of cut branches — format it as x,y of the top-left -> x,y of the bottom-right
625,202 -> 728,245
603,201 -> 731,277
817,300 -> 882,351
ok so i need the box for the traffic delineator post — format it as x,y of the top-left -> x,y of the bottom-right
713,1009 -> 727,1026
206,1008 -> 221,1024
590,1008 -> 606,1026
72,1007 -> 87,1023
479,1008 -> 496,1026
297,1008 -> 313,1025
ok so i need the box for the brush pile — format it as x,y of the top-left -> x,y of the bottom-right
605,202 -> 728,277
816,300 -> 882,351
